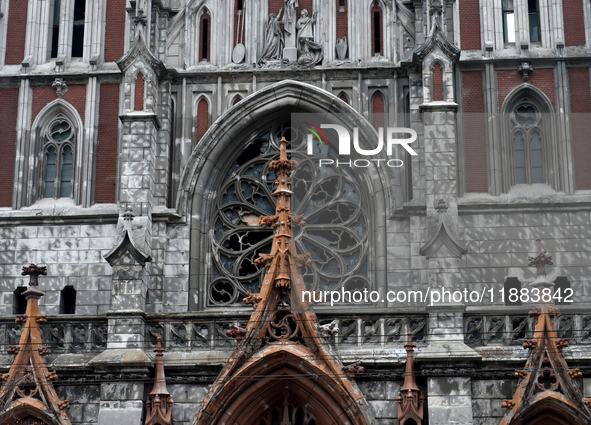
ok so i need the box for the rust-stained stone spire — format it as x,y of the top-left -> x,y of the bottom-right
0,265 -> 72,425
146,334 -> 174,425
194,136 -> 373,425
397,330 -> 424,425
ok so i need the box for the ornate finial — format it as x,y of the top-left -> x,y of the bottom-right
398,330 -> 424,424
123,205 -> 135,221
52,78 -> 68,97
132,9 -> 148,26
528,238 -> 553,277
21,264 -> 47,286
435,199 -> 448,213
518,62 -> 534,81
146,334 -> 173,425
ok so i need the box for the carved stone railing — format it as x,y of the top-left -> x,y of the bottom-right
145,314 -> 428,351
0,316 -> 107,354
464,314 -> 591,345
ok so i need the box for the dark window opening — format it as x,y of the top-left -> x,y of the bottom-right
237,0 -> 243,11
373,10 -> 381,54
528,0 -> 540,42
201,17 -> 210,61
502,0 -> 515,43
167,99 -> 175,208
504,277 -> 522,306
554,277 -> 571,306
59,285 -> 76,314
51,0 -> 61,58
13,287 -> 27,315
339,0 -> 346,12
71,0 -> 85,57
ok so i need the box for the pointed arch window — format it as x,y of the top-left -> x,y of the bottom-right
371,2 -> 383,56
199,10 -> 211,62
511,102 -> 544,185
43,116 -> 75,199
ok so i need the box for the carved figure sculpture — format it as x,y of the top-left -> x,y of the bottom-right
258,9 -> 284,65
295,9 -> 323,67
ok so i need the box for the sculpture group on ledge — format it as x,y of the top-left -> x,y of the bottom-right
258,0 -> 324,67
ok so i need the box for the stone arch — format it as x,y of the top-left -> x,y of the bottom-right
28,98 -> 84,206
509,396 -> 590,425
178,80 -> 403,310
196,347 -> 370,425
0,398 -> 65,425
499,83 -> 560,192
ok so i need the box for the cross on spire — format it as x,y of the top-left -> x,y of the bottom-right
528,238 -> 553,277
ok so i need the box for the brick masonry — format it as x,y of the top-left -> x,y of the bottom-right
104,0 -> 127,62
563,0 -> 586,47
4,0 -> 28,65
462,71 -> 487,193
96,84 -> 120,203
0,88 -> 19,206
32,85 -> 87,124
569,68 -> 591,190
459,0 -> 481,50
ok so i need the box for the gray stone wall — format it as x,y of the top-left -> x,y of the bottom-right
471,379 -> 517,425
55,385 -> 101,425
358,380 -> 403,425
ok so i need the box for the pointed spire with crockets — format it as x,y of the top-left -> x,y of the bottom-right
397,330 -> 424,425
146,334 -> 174,425
0,265 -> 72,425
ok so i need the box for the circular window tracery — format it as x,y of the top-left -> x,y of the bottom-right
209,120 -> 370,307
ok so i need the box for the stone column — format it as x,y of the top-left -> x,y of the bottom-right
283,1 -> 298,62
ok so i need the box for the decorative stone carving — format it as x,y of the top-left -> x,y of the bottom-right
295,10 -> 323,67
52,78 -> 68,97
258,9 -> 285,65
518,61 -> 534,81
419,199 -> 467,259
336,36 -> 348,60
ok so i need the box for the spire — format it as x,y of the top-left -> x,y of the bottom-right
146,334 -> 174,425
397,330 -> 424,425
0,264 -> 72,425
500,306 -> 591,424
194,135 -> 372,425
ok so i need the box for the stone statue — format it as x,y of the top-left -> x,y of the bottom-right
258,9 -> 284,65
284,0 -> 298,35
295,9 -> 323,67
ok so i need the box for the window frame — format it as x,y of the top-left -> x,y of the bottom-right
47,0 -> 88,62
499,85 -> 559,192
42,115 -> 76,199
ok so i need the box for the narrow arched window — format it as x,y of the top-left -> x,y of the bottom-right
196,98 -> 209,144
43,116 -> 75,198
199,11 -> 211,62
371,92 -> 385,129
511,103 -> 544,184
71,0 -> 85,57
432,63 -> 444,101
338,92 -> 349,104
371,2 -> 383,56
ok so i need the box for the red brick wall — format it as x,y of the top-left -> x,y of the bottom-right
233,95 -> 242,105
433,63 -> 443,101
104,0 -> 126,62
372,92 -> 384,129
0,88 -> 20,206
336,0 -> 348,57
339,92 -> 349,104
459,0 -> 481,50
371,3 -> 383,56
95,84 -> 120,203
134,73 -> 144,111
32,85 -> 86,122
462,71 -> 487,193
5,0 -> 29,65
196,98 -> 209,143
563,0 -> 586,47
569,68 -> 591,190
497,69 -> 556,109
199,12 -> 211,61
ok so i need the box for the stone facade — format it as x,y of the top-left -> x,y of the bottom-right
0,0 -> 590,424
